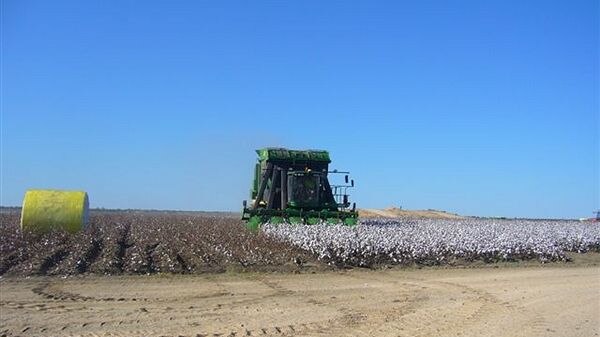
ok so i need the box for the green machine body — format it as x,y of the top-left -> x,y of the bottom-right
242,148 -> 358,230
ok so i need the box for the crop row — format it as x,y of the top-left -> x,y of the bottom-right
0,211 -> 312,276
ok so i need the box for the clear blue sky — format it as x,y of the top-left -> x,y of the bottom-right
2,1 -> 598,218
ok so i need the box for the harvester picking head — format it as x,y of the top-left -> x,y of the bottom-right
242,148 -> 358,230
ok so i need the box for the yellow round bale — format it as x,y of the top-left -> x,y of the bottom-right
20,190 -> 89,233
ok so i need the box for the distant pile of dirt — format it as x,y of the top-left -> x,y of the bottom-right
359,207 -> 464,219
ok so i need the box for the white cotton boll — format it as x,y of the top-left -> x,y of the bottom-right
262,218 -> 600,266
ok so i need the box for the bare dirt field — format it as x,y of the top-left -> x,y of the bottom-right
358,207 -> 464,219
1,262 -> 598,337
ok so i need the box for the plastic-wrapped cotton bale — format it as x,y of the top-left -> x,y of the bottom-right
20,190 -> 89,233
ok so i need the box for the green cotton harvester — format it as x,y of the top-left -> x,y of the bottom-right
242,148 -> 358,230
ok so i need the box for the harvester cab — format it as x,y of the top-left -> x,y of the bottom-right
242,148 -> 358,230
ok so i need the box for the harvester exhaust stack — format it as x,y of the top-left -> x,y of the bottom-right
242,148 -> 358,230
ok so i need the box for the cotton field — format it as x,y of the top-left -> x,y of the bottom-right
2,210 -> 599,276
263,218 -> 600,266
0,211 -> 315,276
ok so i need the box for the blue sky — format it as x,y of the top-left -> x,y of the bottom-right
2,1 -> 598,218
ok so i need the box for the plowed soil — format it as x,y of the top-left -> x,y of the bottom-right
1,265 -> 598,337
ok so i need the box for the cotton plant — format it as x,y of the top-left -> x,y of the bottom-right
263,218 -> 600,266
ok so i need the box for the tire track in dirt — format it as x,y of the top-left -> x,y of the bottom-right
333,272 -> 433,337
343,271 -> 550,337
2,267 -> 597,337
132,276 -> 375,337
246,275 -> 407,337
31,281 -> 148,303
413,278 -> 550,337
28,277 -> 234,308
